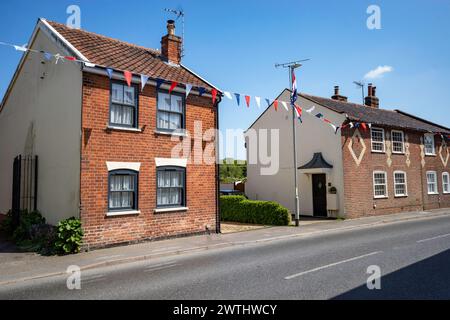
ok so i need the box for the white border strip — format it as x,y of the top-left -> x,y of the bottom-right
155,158 -> 188,168
106,161 -> 141,172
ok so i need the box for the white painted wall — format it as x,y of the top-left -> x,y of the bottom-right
0,29 -> 82,224
246,90 -> 347,217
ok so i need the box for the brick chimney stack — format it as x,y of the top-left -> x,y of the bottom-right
364,83 -> 379,108
331,86 -> 348,102
161,20 -> 182,65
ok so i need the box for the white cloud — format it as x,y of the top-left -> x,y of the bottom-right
364,65 -> 393,79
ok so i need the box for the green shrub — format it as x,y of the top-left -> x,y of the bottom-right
220,196 -> 291,226
12,210 -> 46,242
54,217 -> 83,254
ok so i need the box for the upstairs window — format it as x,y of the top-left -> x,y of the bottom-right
427,171 -> 438,194
157,167 -> 186,208
443,172 -> 450,194
110,82 -> 138,128
424,133 -> 436,155
371,127 -> 385,153
391,130 -> 405,154
157,91 -> 185,132
393,171 -> 407,197
108,170 -> 138,211
373,171 -> 388,198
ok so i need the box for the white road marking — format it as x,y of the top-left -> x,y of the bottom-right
143,263 -> 179,273
417,233 -> 450,243
284,251 -> 382,280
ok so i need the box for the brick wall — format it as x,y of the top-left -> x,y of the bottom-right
342,126 -> 450,218
80,73 -> 217,248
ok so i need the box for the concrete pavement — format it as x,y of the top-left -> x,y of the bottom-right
0,208 -> 449,287
1,212 -> 450,299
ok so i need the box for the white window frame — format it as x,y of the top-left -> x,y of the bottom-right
442,172 -> 450,194
373,171 -> 388,199
371,127 -> 385,153
424,133 -> 436,156
393,171 -> 408,197
426,171 -> 438,195
391,130 -> 405,154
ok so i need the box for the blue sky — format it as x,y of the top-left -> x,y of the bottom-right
1,0 -> 450,160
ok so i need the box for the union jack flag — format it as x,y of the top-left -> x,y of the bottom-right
291,69 -> 298,106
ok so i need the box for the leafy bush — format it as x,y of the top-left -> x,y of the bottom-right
54,217 -> 83,254
220,196 -> 291,226
12,210 -> 46,242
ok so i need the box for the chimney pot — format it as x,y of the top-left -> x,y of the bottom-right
365,83 -> 379,108
331,85 -> 348,102
334,86 -> 339,95
167,20 -> 175,35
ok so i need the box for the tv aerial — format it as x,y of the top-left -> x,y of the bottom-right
353,80 -> 365,104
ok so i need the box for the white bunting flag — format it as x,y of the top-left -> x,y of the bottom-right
141,75 -> 149,91
255,97 -> 261,108
281,101 -> 289,111
306,106 -> 315,114
14,45 -> 27,52
84,62 -> 96,68
223,91 -> 233,100
349,122 -> 354,128
185,84 -> 193,98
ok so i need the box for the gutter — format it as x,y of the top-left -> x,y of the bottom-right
215,94 -> 223,234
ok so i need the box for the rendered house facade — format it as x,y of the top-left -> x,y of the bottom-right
0,19 -> 221,248
246,85 -> 450,218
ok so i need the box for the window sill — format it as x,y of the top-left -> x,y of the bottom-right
394,195 -> 408,198
154,130 -> 188,137
392,152 -> 405,155
107,125 -> 142,133
427,192 -> 439,195
154,207 -> 189,213
371,150 -> 385,154
374,196 -> 388,199
425,154 -> 437,157
106,210 -> 141,217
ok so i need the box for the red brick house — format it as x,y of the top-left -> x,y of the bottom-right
0,19 -> 221,249
246,85 -> 450,219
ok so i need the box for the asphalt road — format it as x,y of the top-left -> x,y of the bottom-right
1,215 -> 450,300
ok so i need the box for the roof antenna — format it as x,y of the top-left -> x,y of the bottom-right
353,80 -> 365,104
164,7 -> 185,58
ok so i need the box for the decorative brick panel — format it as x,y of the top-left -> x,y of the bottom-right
80,73 -> 217,248
342,126 -> 450,218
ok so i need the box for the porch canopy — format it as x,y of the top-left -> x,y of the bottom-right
298,152 -> 333,174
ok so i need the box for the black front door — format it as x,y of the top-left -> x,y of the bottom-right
312,174 -> 327,217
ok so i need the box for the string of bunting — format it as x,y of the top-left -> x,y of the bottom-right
2,41 -> 449,139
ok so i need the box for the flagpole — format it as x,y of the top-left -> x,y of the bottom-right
289,66 -> 300,227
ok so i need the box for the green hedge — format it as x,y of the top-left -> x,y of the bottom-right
220,196 -> 291,226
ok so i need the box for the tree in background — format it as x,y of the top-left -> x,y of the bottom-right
220,158 -> 247,183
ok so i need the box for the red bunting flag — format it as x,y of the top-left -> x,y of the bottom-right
211,88 -> 218,104
64,56 -> 76,61
169,81 -> 178,94
274,100 -> 278,111
361,122 -> 367,130
124,71 -> 132,87
245,95 -> 251,107
323,119 -> 331,124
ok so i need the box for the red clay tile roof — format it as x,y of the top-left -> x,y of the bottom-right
46,20 -> 214,90
300,93 -> 450,134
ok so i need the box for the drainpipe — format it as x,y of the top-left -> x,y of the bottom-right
215,94 -> 222,233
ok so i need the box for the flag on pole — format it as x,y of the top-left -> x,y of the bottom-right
124,71 -> 132,87
211,88 -> 218,104
291,69 -> 298,106
140,75 -> 149,91
185,84 -> 192,98
168,81 -> 178,94
294,104 -> 302,123
106,68 -> 113,79
255,97 -> 261,108
245,95 -> 251,107
234,93 -> 240,106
